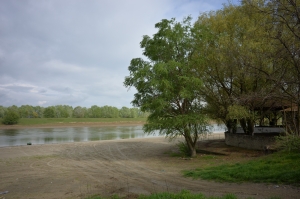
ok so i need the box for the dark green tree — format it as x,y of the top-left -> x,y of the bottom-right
119,106 -> 131,118
124,17 -> 209,157
43,106 -> 55,118
100,106 -> 119,118
73,106 -> 87,118
88,105 -> 101,118
2,110 -> 20,125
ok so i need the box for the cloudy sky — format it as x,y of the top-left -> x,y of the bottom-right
0,0 -> 239,108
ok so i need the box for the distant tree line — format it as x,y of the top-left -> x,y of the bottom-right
0,105 -> 149,119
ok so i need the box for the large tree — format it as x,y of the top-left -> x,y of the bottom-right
124,17 -> 209,157
195,3 -> 276,134
242,0 -> 300,135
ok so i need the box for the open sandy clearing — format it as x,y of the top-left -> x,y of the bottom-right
0,137 -> 299,199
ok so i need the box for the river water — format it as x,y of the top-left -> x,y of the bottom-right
0,124 -> 226,147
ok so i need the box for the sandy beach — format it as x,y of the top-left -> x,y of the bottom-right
0,124 -> 299,199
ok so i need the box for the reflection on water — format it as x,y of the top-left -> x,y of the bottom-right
209,123 -> 227,133
0,126 -> 160,147
0,124 -> 226,147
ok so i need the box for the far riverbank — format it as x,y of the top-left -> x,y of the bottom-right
0,118 -> 147,129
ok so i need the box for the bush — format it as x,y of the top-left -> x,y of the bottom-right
2,110 -> 20,125
177,141 -> 190,157
275,134 -> 300,152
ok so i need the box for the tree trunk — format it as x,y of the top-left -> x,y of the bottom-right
297,102 -> 300,136
247,118 -> 255,135
190,147 -> 197,158
185,136 -> 197,158
226,119 -> 237,133
240,118 -> 247,134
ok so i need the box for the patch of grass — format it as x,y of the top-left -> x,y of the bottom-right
85,190 -> 280,199
0,118 -> 147,126
184,151 -> 300,185
138,190 -> 236,199
85,195 -> 122,199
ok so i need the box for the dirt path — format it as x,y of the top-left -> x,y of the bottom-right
0,137 -> 299,199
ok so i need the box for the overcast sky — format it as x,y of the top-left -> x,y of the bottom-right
0,0 -> 239,108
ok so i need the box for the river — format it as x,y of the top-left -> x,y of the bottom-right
0,124 -> 226,147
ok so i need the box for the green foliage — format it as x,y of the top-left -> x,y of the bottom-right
100,105 -> 119,118
86,190 -> 242,199
176,141 -> 190,157
88,105 -> 102,118
2,110 -> 20,125
184,151 -> 300,185
54,105 -> 73,118
226,105 -> 250,120
0,105 -> 148,119
7,118 -> 146,126
195,3 -> 279,132
138,190 -> 206,199
275,134 -> 300,152
124,17 -> 209,157
73,106 -> 88,118
43,106 -> 55,118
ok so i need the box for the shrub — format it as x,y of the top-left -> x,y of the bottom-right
275,134 -> 300,152
177,141 -> 190,157
2,110 -> 20,125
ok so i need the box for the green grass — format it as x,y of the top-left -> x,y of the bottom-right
138,191 -> 237,199
0,118 -> 147,126
85,190 -> 279,199
184,151 -> 300,185
86,190 -> 237,199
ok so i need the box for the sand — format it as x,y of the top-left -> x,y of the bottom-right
0,124 -> 299,199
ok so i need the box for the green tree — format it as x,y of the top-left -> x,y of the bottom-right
100,105 -> 119,118
2,110 -> 20,125
124,17 -> 209,157
73,106 -> 87,118
18,105 -> 34,118
130,108 -> 139,118
195,3 -> 275,134
54,105 -> 73,118
43,106 -> 55,118
88,105 -> 101,118
247,0 -> 300,135
8,105 -> 19,114
119,106 -> 131,118
33,106 -> 44,118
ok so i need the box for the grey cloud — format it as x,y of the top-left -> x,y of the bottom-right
0,0 -> 240,108
0,84 -> 33,93
49,86 -> 73,94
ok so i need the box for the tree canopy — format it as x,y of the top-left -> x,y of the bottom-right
125,0 -> 300,150
124,17 -> 209,157
0,105 -> 148,120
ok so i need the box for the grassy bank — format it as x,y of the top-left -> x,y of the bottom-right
0,118 -> 147,127
183,151 -> 300,185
